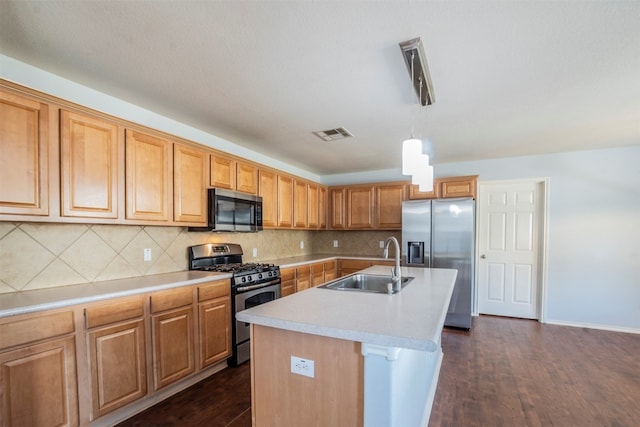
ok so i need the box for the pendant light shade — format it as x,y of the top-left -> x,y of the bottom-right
402,138 -> 422,175
411,161 -> 434,192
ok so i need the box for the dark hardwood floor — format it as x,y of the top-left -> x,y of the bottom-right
116,316 -> 640,427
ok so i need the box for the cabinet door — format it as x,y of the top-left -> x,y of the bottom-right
0,336 -> 78,427
323,260 -> 337,282
209,154 -> 236,189
375,184 -> 406,229
307,184 -> 319,229
236,161 -> 258,195
329,188 -> 346,229
60,110 -> 120,218
318,186 -> 327,229
198,298 -> 231,368
295,266 -> 311,292
125,130 -> 172,221
347,186 -> 375,229
0,89 -> 49,216
408,183 -> 439,200
280,267 -> 296,297
87,319 -> 146,419
151,306 -> 195,390
311,262 -> 325,286
174,143 -> 207,224
293,180 -> 308,228
439,175 -> 478,199
277,175 -> 293,228
259,169 -> 278,228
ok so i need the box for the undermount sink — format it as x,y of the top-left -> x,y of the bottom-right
319,274 -> 414,294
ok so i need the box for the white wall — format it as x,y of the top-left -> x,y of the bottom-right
437,147 -> 640,331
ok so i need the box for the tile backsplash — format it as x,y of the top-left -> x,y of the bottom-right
0,222 -> 399,294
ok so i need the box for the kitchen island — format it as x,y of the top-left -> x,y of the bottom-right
236,265 -> 457,427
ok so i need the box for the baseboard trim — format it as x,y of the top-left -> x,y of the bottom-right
543,319 -> 640,335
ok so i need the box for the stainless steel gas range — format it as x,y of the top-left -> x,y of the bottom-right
188,243 -> 281,366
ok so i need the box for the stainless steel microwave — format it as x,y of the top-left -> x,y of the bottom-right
189,188 -> 263,232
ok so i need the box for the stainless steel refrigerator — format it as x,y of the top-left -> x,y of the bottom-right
402,197 -> 475,330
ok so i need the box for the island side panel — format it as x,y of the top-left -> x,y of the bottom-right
251,324 -> 364,426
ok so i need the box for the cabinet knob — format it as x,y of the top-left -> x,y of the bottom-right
481,254 -> 487,259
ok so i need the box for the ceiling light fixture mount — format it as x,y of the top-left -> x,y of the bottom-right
399,37 -> 435,106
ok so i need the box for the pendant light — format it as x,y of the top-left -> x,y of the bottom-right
400,42 -> 434,192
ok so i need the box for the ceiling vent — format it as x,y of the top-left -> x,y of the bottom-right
313,127 -> 353,142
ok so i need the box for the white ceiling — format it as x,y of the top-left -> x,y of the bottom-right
1,1 -> 639,176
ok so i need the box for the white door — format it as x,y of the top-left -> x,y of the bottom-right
477,179 -> 546,319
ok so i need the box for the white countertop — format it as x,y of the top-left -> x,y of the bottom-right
0,270 -> 230,318
236,265 -> 457,352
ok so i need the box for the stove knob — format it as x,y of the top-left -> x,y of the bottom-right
248,276 -> 253,281
258,273 -> 263,279
242,277 -> 246,283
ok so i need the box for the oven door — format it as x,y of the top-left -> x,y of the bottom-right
234,281 -> 280,345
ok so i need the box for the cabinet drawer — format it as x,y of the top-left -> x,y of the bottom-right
198,280 -> 231,302
85,298 -> 144,329
280,268 -> 295,281
0,311 -> 75,350
295,265 -> 311,278
150,287 -> 193,314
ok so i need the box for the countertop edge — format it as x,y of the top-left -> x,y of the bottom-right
0,271 -> 232,318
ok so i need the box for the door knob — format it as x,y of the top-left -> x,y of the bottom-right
481,254 -> 487,259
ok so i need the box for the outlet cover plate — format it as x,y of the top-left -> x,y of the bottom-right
291,355 -> 315,378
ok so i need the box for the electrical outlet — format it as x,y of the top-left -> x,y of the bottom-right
143,248 -> 152,261
299,241 -> 304,249
252,248 -> 258,257
333,240 -> 339,248
291,356 -> 315,378
379,240 -> 385,248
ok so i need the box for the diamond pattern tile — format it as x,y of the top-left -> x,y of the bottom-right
0,221 -> 391,294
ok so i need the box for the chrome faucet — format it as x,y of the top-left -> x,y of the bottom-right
382,236 -> 401,289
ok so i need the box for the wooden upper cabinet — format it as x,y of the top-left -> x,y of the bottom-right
125,129 -> 172,222
60,110 -> 120,219
375,183 -> 406,229
174,143 -> 207,224
347,186 -> 375,229
318,186 -> 327,229
439,175 -> 478,199
259,169 -> 278,228
277,174 -> 293,228
0,89 -> 50,216
293,180 -> 308,228
329,187 -> 346,229
307,183 -> 319,229
236,161 -> 258,195
209,154 -> 236,190
408,183 -> 439,200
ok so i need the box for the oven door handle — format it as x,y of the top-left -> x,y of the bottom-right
235,278 -> 281,293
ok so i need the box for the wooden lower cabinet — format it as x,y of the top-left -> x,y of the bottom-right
151,306 -> 195,390
324,260 -> 337,282
311,262 -> 325,286
84,297 -> 146,421
280,267 -> 296,297
0,311 -> 78,427
295,265 -> 311,292
198,280 -> 232,369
